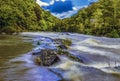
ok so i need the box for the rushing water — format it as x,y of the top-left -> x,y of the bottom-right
0,32 -> 120,81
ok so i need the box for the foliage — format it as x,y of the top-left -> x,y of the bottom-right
60,0 -> 120,37
0,0 -> 60,34
0,0 -> 120,38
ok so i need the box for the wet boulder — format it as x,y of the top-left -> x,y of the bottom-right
58,45 -> 67,49
33,49 -> 60,66
53,39 -> 72,49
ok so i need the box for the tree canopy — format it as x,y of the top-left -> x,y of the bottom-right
0,0 -> 60,34
60,0 -> 120,37
0,0 -> 120,38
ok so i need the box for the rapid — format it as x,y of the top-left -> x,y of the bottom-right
0,32 -> 120,81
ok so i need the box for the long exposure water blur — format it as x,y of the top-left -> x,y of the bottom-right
0,32 -> 120,81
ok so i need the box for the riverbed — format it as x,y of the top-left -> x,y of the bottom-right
0,32 -> 120,81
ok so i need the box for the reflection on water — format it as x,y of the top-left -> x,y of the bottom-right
0,35 -> 33,81
0,35 -> 33,59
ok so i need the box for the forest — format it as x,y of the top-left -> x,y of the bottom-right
0,0 -> 60,33
0,0 -> 120,37
59,0 -> 120,37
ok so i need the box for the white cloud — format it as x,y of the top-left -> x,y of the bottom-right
61,0 -> 66,2
88,0 -> 98,2
50,0 -> 55,5
36,0 -> 89,19
52,11 -> 75,19
52,5 -> 88,19
72,7 -> 77,10
56,0 -> 60,1
36,0 -> 68,7
36,0 -> 49,6
50,0 -> 66,5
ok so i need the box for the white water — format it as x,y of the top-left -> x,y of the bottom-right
1,32 -> 120,81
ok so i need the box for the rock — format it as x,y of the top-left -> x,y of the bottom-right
66,53 -> 84,63
32,37 -> 72,66
32,48 -> 85,66
53,39 -> 63,45
37,41 -> 41,45
32,51 -> 40,55
53,39 -> 72,49
58,45 -> 68,49
33,49 -> 60,66
57,49 -> 69,55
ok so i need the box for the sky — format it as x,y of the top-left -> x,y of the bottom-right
36,0 -> 98,19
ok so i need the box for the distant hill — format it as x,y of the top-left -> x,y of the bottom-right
61,0 -> 120,37
0,0 -> 60,34
1,0 -> 120,38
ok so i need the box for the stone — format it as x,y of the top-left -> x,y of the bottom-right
58,45 -> 68,49
33,49 -> 60,66
53,39 -> 72,49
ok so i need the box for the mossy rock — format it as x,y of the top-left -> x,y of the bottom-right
57,49 -> 69,55
53,39 -> 72,49
33,49 -> 60,66
57,49 -> 84,63
66,54 -> 84,63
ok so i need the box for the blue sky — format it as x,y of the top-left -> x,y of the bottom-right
36,0 -> 98,18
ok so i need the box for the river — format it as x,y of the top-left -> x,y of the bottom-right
0,32 -> 120,81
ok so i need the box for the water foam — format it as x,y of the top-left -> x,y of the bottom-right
56,57 -> 83,81
71,45 -> 113,56
79,38 -> 120,49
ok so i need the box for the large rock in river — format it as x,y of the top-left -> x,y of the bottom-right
33,49 -> 60,66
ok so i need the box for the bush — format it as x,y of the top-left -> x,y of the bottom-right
0,26 -> 16,34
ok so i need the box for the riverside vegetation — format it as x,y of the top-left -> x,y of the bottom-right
0,0 -> 120,37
